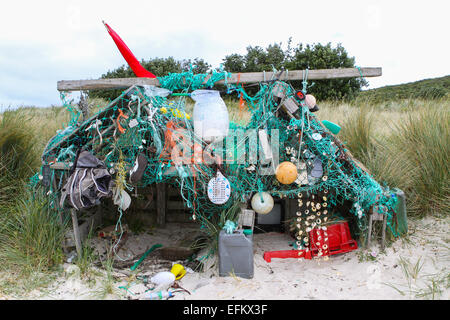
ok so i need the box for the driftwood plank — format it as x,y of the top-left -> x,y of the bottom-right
57,67 -> 382,91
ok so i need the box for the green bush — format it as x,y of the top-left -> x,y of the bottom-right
90,41 -> 366,101
89,57 -> 211,101
414,86 -> 447,99
223,41 -> 367,100
358,76 -> 450,102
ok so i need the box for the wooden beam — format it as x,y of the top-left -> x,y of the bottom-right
57,67 -> 382,91
58,78 -> 161,91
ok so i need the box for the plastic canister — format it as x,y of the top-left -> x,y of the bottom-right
191,90 -> 229,143
393,188 -> 408,235
218,229 -> 254,279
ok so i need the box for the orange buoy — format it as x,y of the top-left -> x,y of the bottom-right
275,161 -> 298,184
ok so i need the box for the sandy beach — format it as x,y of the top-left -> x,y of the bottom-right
2,214 -> 446,301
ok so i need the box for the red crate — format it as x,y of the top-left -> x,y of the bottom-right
263,221 -> 358,263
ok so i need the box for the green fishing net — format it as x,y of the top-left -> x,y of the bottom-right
33,68 -> 401,247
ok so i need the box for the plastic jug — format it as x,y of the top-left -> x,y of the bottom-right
393,188 -> 408,235
191,90 -> 229,143
218,229 -> 254,279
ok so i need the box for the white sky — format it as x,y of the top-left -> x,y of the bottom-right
0,0 -> 449,108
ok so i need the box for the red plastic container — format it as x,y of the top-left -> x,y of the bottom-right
263,221 -> 358,262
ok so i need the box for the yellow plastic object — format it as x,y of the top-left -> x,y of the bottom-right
275,161 -> 298,184
170,263 -> 187,280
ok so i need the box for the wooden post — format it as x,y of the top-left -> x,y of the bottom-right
78,93 -> 90,121
156,183 -> 166,227
366,206 -> 386,249
367,214 -> 373,248
52,172 -> 71,254
381,215 -> 387,251
52,172 -> 64,226
70,209 -> 83,256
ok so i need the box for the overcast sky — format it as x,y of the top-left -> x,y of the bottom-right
0,0 -> 449,109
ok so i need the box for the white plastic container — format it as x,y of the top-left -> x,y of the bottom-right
191,90 -> 229,143
150,271 -> 175,286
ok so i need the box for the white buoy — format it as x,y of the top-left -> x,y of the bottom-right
251,192 -> 274,215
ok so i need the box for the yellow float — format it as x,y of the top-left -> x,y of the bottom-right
275,161 -> 298,184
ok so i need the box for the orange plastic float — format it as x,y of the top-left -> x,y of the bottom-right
275,161 -> 298,184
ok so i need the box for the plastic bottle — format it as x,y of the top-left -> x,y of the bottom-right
144,290 -> 174,300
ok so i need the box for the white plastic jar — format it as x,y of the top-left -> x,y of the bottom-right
191,90 -> 229,143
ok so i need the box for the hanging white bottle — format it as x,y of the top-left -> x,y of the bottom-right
191,90 -> 229,143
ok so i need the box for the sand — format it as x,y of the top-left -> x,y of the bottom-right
1,215 -> 448,300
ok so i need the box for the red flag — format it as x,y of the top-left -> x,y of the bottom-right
103,21 -> 156,78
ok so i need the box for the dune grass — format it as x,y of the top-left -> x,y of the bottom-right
391,106 -> 450,216
0,108 -> 68,295
316,97 -> 449,218
0,188 -> 67,296
0,189 -> 67,273
0,110 -> 40,207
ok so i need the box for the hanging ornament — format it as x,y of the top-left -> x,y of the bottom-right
251,192 -> 274,215
207,170 -> 231,204
275,161 -> 298,184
